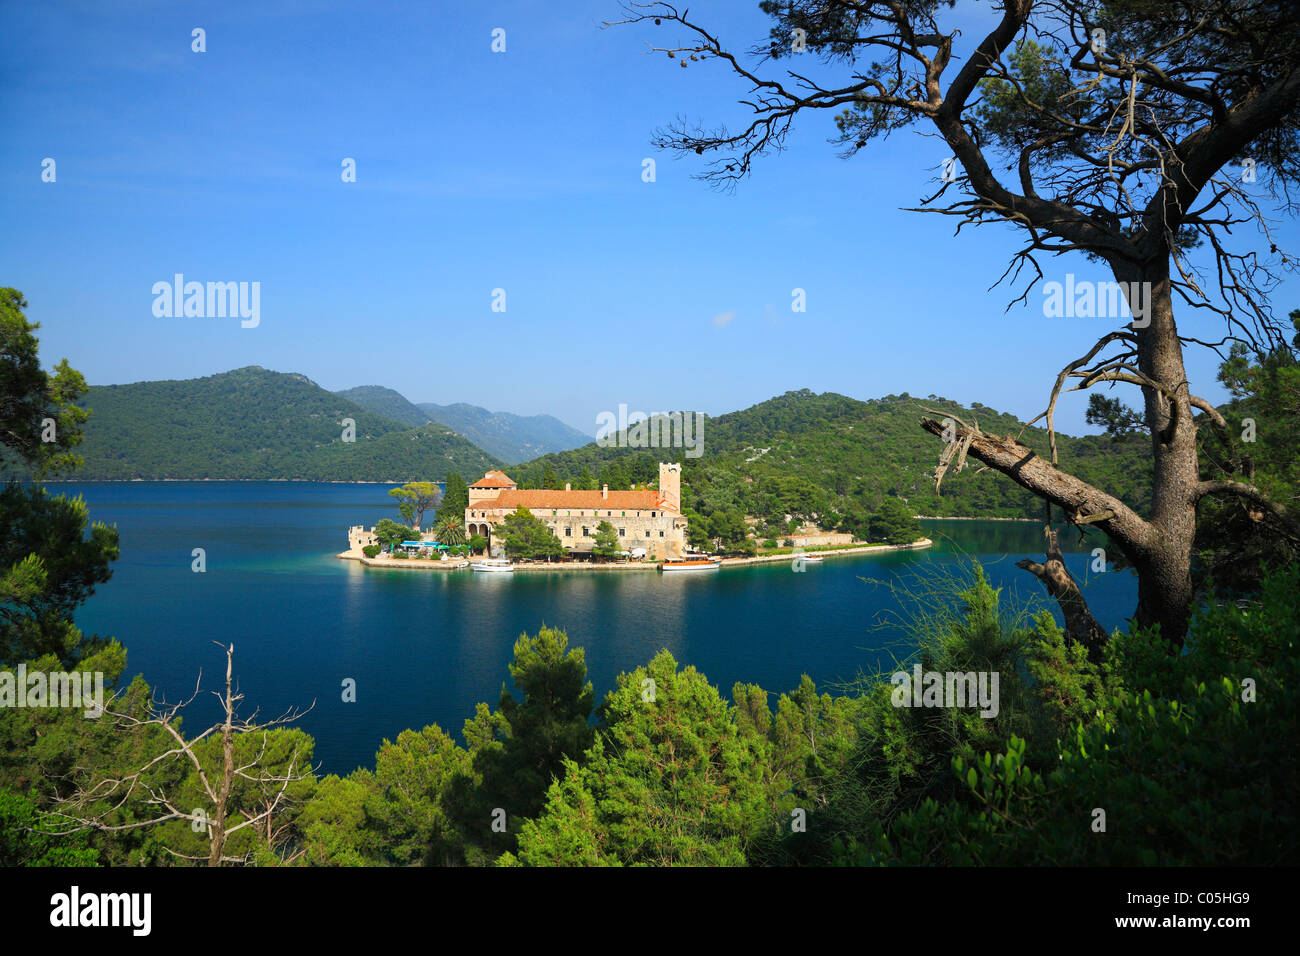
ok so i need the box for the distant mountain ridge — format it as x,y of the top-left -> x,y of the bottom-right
50,374 -> 1148,525
65,367 -> 501,481
414,402 -> 591,465
335,385 -> 432,429
334,385 -> 590,464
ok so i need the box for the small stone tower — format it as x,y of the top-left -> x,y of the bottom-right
659,462 -> 682,513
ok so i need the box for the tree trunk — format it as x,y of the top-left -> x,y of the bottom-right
918,260 -> 1202,647
209,647 -> 236,867
1016,527 -> 1108,660
1118,259 -> 1198,643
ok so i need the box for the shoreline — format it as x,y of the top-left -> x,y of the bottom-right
43,478 -> 410,484
35,481 -> 1048,511
915,515 -> 1038,522
34,482 -> 1040,521
719,538 -> 932,566
336,538 -> 932,572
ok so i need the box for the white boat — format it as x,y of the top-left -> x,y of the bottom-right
660,556 -> 721,572
800,555 -> 824,563
472,558 -> 515,573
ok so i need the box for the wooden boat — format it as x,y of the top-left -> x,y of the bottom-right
660,556 -> 721,572
472,558 -> 515,573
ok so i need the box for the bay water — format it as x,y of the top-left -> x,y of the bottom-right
59,482 -> 1137,774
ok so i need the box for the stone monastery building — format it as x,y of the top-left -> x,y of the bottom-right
466,462 -> 687,559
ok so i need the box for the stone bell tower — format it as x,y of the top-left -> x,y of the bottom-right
658,462 -> 681,513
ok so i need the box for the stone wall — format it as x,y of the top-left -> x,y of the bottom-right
465,508 -> 685,559
786,531 -> 856,547
348,525 -> 378,551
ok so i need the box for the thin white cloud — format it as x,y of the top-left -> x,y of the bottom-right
713,310 -> 736,328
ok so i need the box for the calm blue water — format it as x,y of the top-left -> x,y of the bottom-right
56,482 -> 1137,775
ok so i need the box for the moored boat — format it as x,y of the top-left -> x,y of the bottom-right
472,558 -> 515,573
660,556 -> 721,572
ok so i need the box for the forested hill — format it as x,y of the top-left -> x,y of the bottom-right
61,367 -> 502,481
511,389 -> 1151,523
335,385 -> 433,428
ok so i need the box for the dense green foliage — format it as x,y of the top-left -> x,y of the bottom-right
55,367 -> 501,481
494,507 -> 564,561
512,391 -> 1150,530
508,650 -> 771,866
435,471 -> 469,524
335,385 -> 434,428
0,790 -> 99,865
591,520 -> 620,560
865,497 -> 924,545
372,519 -> 409,553
433,517 -> 466,546
1193,311 -> 1300,595
2,291 -> 121,670
0,288 -> 90,477
690,508 -> 759,554
388,481 -> 441,529
851,566 -> 1299,865
0,484 -> 120,666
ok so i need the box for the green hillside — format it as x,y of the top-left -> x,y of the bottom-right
335,385 -> 433,428
64,367 -> 501,481
511,390 -> 1151,526
48,374 -> 1147,514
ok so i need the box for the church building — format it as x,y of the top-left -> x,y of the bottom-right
465,462 -> 687,559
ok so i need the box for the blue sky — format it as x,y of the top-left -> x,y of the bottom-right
3,0 -> 1297,436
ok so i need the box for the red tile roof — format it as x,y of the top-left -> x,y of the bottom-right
470,489 -> 679,514
470,470 -> 516,488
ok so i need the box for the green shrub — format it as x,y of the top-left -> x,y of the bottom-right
850,564 -> 1300,866
362,544 -> 380,558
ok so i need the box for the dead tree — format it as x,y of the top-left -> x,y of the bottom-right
1018,527 -> 1108,660
612,0 -> 1300,644
52,642 -> 315,866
